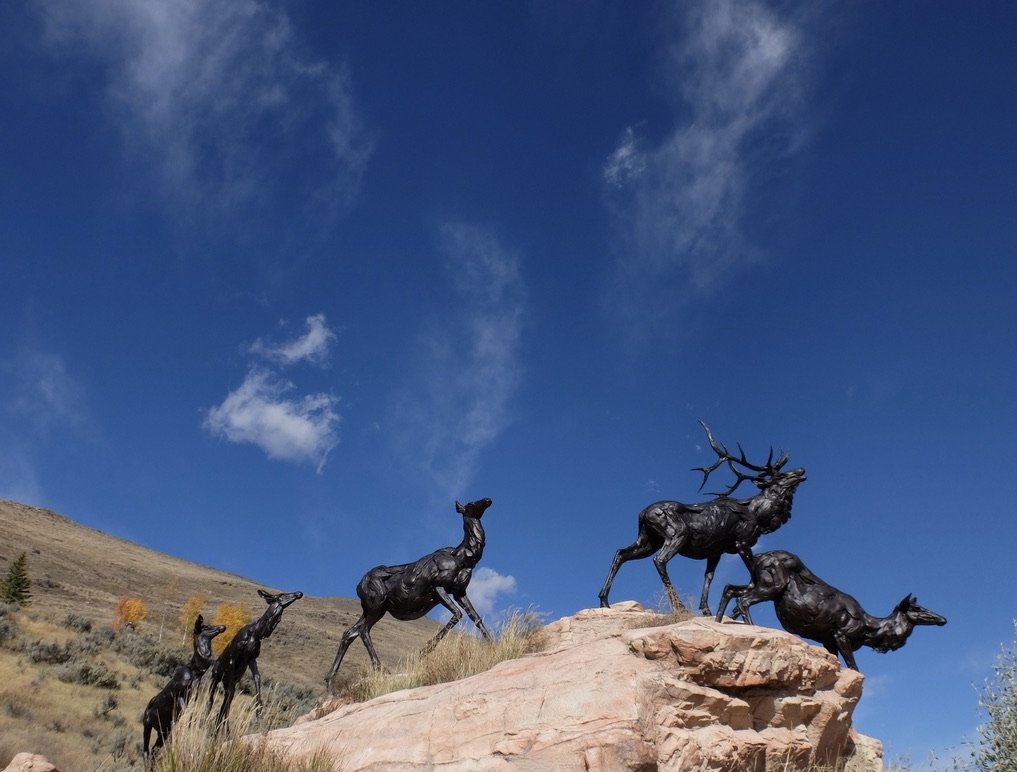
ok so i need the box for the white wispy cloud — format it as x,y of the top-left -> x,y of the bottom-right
204,314 -> 340,472
0,445 -> 45,506
392,223 -> 527,497
250,314 -> 337,366
603,0 -> 807,316
2,351 -> 92,436
203,367 -> 339,473
466,566 -> 518,616
37,0 -> 372,211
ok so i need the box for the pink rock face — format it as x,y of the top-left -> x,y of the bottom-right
2,753 -> 60,772
258,603 -> 883,771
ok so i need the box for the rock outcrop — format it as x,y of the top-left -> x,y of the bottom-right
259,602 -> 883,771
2,754 -> 60,772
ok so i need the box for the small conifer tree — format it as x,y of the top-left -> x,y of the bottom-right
1,552 -> 32,607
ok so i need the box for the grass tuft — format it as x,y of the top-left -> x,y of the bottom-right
152,698 -> 339,772
334,609 -> 546,704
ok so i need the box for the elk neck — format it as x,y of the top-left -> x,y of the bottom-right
861,609 -> 913,653
252,607 -> 284,640
455,516 -> 486,565
191,636 -> 215,671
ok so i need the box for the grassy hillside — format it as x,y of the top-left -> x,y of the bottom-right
0,498 -> 440,770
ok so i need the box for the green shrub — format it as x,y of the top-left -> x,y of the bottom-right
110,630 -> 186,677
976,620 -> 1017,770
63,613 -> 93,633
25,639 -> 74,664
56,661 -> 120,689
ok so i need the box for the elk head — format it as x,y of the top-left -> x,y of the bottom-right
193,614 -> 227,660
254,589 -> 303,639
456,498 -> 493,519
896,594 -> 947,628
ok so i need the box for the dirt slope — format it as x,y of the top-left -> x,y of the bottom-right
0,498 -> 440,690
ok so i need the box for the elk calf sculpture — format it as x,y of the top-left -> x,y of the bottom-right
715,550 -> 947,670
599,421 -> 806,616
325,497 -> 494,689
207,589 -> 303,725
142,614 -> 226,764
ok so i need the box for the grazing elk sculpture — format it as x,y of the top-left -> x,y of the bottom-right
325,497 -> 494,689
142,614 -> 226,765
599,421 -> 806,616
715,549 -> 947,670
207,589 -> 303,725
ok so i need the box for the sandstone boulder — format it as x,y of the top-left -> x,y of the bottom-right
2,754 -> 60,772
259,603 -> 882,771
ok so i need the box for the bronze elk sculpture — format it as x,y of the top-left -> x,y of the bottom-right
715,550 -> 947,670
599,422 -> 806,616
325,498 -> 494,690
207,589 -> 303,726
142,615 -> 226,765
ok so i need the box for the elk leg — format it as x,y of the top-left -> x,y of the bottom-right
142,720 -> 153,768
715,583 -> 749,622
728,583 -> 775,626
834,633 -> 858,670
598,530 -> 660,608
698,554 -> 721,616
249,659 -> 263,718
652,538 -> 688,613
735,597 -> 756,626
216,681 -> 236,728
206,671 -> 222,715
420,588 -> 463,654
359,621 -> 384,671
326,610 -> 383,686
454,592 -> 492,640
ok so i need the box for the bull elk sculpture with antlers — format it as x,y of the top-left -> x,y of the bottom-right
598,421 -> 806,616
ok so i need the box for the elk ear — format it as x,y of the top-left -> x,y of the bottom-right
258,589 -> 273,602
896,593 -> 915,611
456,501 -> 465,514
193,615 -> 203,634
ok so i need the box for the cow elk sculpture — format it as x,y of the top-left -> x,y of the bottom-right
715,549 -> 947,670
142,614 -> 226,765
207,589 -> 303,726
325,497 -> 494,690
599,421 -> 806,616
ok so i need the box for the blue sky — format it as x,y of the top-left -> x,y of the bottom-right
2,0 -> 1015,764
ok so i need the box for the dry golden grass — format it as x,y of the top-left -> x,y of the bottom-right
333,609 -> 546,703
151,699 -> 340,772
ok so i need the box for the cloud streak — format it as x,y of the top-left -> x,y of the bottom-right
2,350 -> 92,437
204,315 -> 340,472
603,0 -> 807,319
250,314 -> 337,366
38,0 -> 372,212
393,223 -> 527,497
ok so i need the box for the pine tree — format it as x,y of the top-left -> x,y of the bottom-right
1,552 -> 32,607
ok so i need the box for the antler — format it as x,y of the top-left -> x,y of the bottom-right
693,420 -> 789,495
